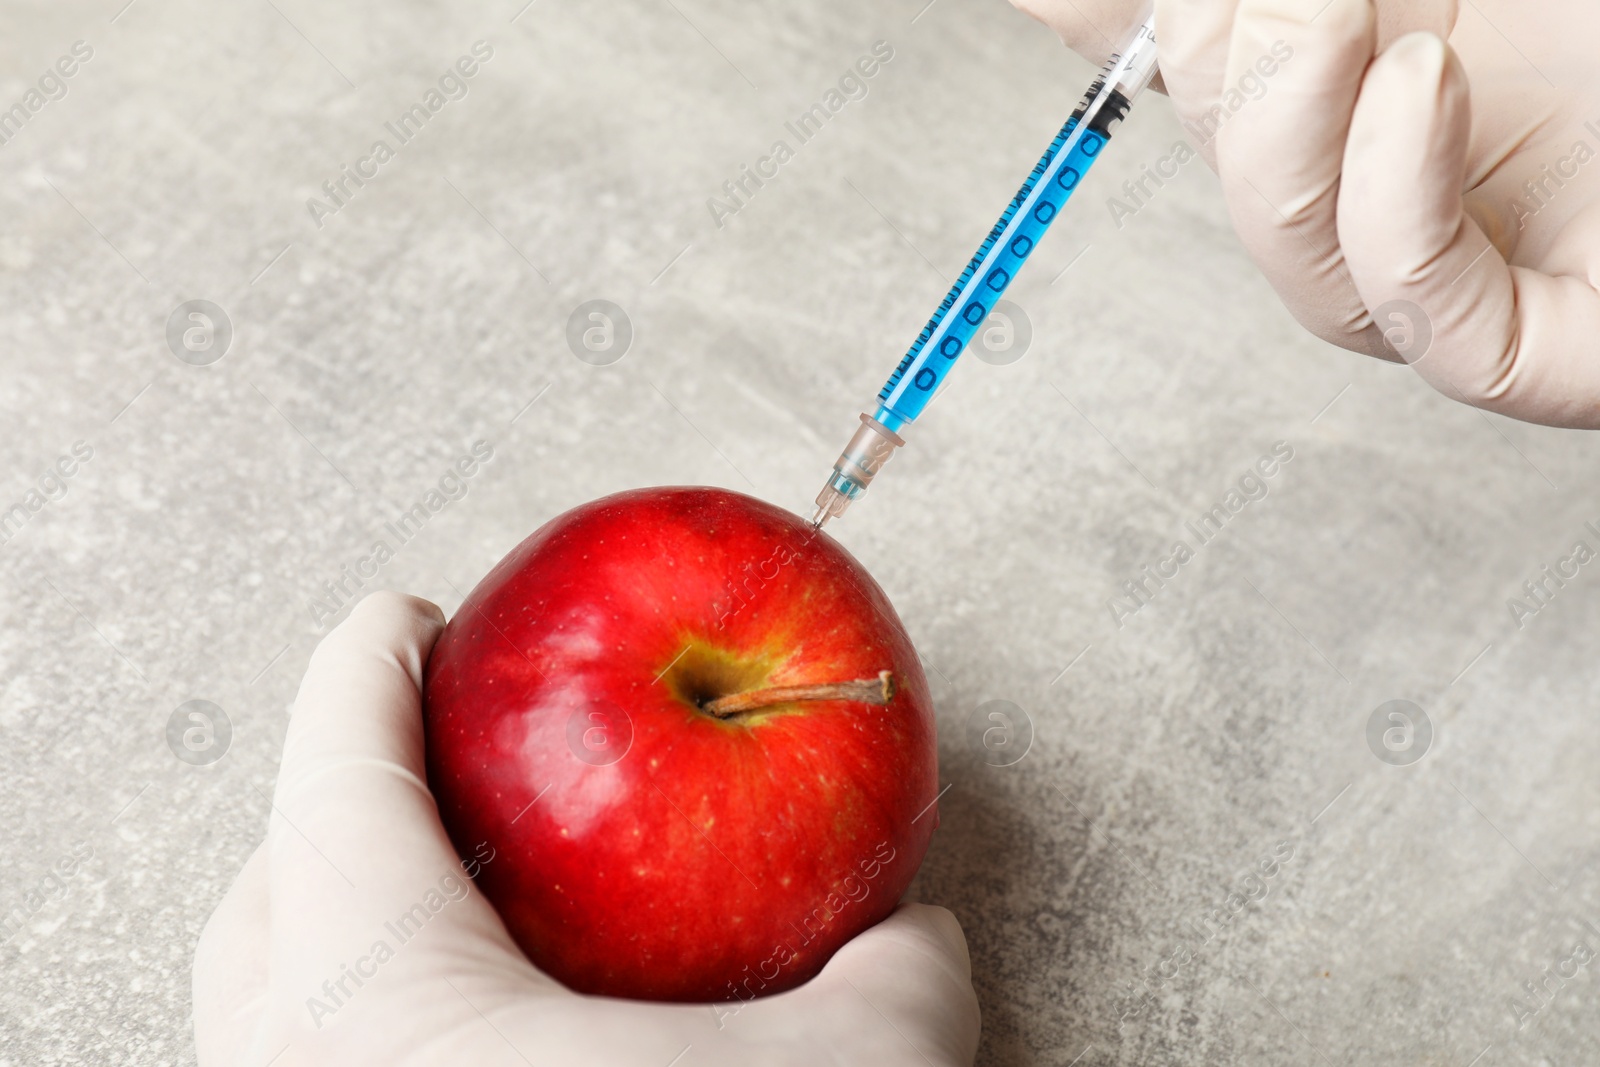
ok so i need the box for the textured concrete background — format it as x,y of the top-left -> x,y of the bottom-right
1,0 -> 1598,1063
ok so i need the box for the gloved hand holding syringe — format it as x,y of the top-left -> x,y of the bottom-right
818,0 -> 1600,531
812,9 -> 1159,528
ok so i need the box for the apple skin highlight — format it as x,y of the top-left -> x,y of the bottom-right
423,486 -> 939,1002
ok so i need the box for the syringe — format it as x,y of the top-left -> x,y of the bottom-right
811,12 -> 1160,528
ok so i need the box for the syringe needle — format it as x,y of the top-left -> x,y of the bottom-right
810,10 -> 1159,529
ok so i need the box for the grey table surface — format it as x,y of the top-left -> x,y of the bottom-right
2,0 -> 1598,1064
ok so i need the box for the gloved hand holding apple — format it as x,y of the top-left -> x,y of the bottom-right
194,489 -> 982,1066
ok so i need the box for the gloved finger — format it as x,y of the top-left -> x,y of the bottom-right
266,591 -> 532,1004
1158,0 -> 1456,168
193,843 -> 271,1066
1339,32 -> 1600,427
1155,0 -> 1240,168
797,904 -> 981,1066
1212,0 -> 1393,357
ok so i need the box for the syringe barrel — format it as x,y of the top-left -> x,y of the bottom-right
813,14 -> 1158,527
1108,16 -> 1159,103
873,13 -> 1159,432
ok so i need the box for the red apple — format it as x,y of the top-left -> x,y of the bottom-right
422,486 -> 939,1002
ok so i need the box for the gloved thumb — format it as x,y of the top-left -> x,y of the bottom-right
791,904 -> 981,1066
266,592 -> 498,990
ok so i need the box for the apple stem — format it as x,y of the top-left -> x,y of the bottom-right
702,671 -> 896,719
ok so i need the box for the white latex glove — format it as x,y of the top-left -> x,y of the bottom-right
194,591 -> 980,1066
1014,0 -> 1600,427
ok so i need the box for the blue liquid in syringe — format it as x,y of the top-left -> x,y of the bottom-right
873,91 -> 1126,433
